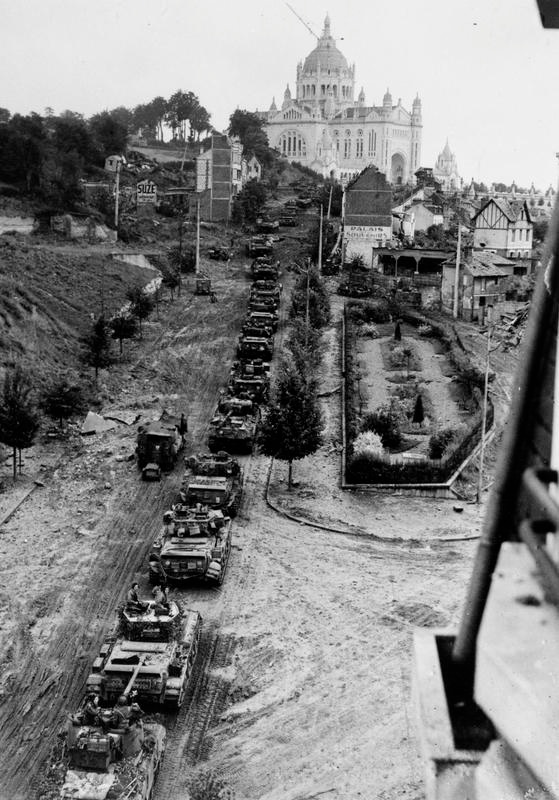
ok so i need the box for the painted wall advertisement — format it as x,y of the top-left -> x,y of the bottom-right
345,225 -> 390,241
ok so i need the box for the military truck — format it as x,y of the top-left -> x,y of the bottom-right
237,333 -> 274,360
195,273 -> 212,295
136,413 -> 187,480
87,601 -> 201,709
60,703 -> 165,800
149,507 -> 232,585
207,396 -> 259,454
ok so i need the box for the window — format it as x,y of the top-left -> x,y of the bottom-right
277,130 -> 307,158
356,132 -> 363,158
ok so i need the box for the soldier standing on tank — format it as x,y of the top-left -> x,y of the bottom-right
178,413 -> 188,447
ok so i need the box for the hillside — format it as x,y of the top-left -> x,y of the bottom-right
0,237 -> 157,383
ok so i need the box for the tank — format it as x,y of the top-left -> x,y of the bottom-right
230,358 -> 270,378
245,236 -> 273,258
207,396 -> 259,454
255,216 -> 279,233
179,470 -> 243,517
228,375 -> 269,403
249,292 -> 280,309
185,451 -> 242,478
59,711 -> 165,800
237,334 -> 274,360
245,310 -> 278,332
251,261 -> 280,281
150,507 -> 232,585
248,297 -> 279,315
86,601 -> 201,709
241,321 -> 274,339
251,279 -> 282,299
279,214 -> 299,227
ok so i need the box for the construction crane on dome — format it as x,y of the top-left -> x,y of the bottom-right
285,3 -> 319,40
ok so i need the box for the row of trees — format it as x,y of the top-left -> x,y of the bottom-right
258,265 -> 330,487
0,89 -> 212,204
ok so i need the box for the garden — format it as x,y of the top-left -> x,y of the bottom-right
344,297 -> 493,485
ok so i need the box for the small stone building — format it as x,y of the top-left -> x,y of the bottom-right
442,250 -> 514,322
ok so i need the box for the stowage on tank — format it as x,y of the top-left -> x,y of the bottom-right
149,506 -> 232,585
56,696 -> 165,800
207,395 -> 259,454
86,601 -> 201,709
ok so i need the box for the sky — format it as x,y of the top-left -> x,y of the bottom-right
3,0 -> 559,189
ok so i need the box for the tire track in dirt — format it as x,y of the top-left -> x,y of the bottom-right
0,273 -> 250,798
1,481 -> 180,799
152,233 -> 301,798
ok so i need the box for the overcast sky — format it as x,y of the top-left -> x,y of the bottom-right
3,0 -> 559,189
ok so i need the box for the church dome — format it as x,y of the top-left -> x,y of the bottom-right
302,15 -> 348,73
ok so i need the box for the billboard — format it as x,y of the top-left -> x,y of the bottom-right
137,180 -> 157,205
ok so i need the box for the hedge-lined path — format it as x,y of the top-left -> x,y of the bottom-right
412,337 -> 465,428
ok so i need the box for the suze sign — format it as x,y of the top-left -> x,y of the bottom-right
137,180 -> 157,204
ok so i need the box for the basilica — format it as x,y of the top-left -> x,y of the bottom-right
260,15 -> 422,184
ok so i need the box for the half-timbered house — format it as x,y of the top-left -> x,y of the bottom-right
472,197 -> 533,260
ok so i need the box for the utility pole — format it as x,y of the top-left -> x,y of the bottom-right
318,204 -> 323,273
477,305 -> 493,504
305,259 -> 310,348
114,159 -> 121,233
177,218 -> 183,297
453,220 -> 461,319
195,198 -> 200,275
327,185 -> 333,220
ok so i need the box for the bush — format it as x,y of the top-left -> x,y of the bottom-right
353,430 -> 383,457
347,299 -> 391,325
188,770 -> 233,800
361,323 -> 379,338
429,424 -> 468,459
362,403 -> 402,449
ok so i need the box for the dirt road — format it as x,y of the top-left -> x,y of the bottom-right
0,217 -> 498,800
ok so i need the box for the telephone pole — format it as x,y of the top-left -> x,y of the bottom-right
195,199 -> 201,275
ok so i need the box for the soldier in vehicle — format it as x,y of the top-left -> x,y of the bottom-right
152,584 -> 170,614
148,554 -> 167,588
83,692 -> 100,725
126,582 -> 149,614
112,693 -> 143,728
178,413 -> 188,446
